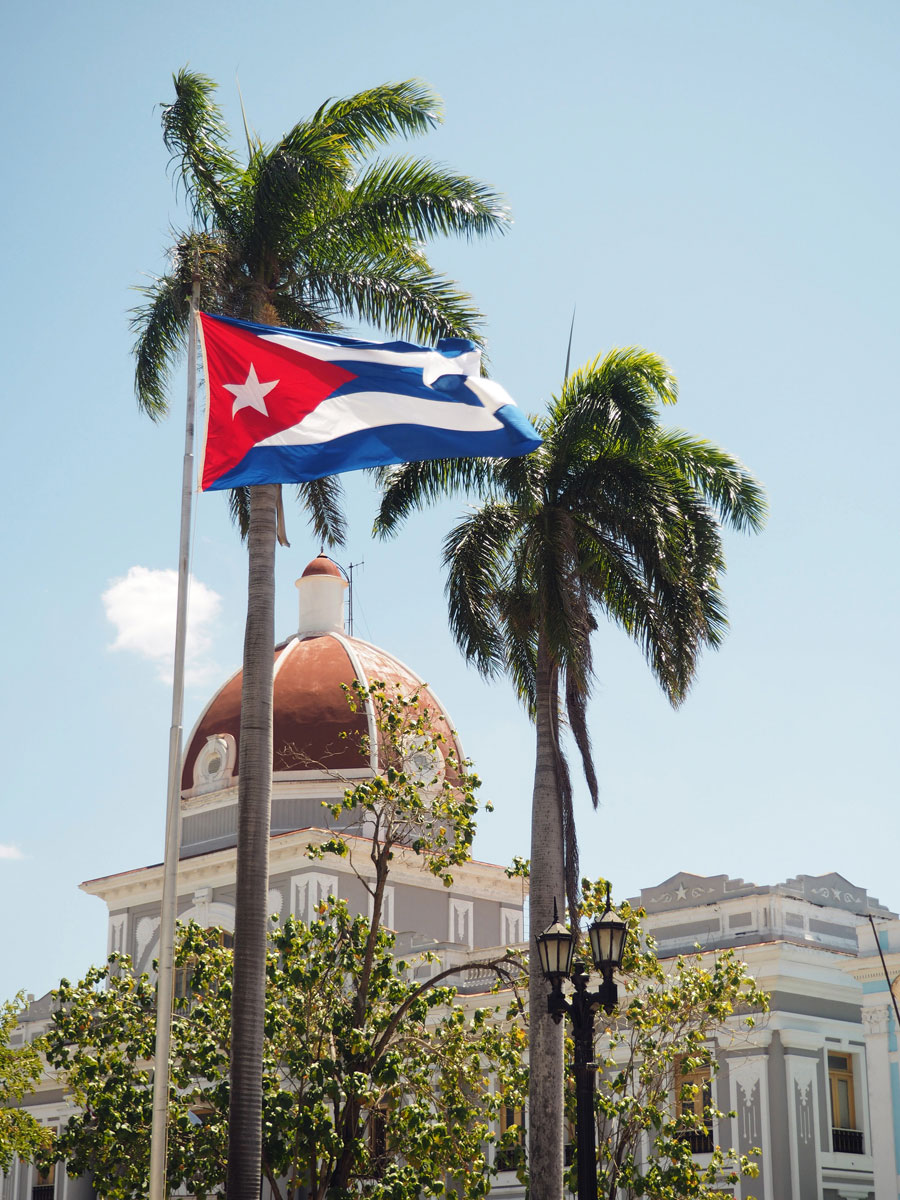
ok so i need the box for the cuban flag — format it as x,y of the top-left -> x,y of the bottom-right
197,312 -> 541,491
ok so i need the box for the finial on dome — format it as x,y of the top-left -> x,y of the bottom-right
296,555 -> 348,635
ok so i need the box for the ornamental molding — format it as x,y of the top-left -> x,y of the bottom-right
81,827 -> 523,909
135,915 -> 160,964
181,773 -> 371,815
860,1004 -> 891,1036
716,1028 -> 773,1050
779,1028 -> 828,1051
650,882 -> 718,905
842,953 -> 900,983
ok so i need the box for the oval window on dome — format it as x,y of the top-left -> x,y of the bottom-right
401,735 -> 445,791
193,734 -> 235,791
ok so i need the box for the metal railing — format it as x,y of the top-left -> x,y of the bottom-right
677,1127 -> 714,1154
832,1126 -> 864,1154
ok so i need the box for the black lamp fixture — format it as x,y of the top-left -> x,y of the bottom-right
535,898 -> 575,980
587,885 -> 628,1013
534,884 -> 629,1200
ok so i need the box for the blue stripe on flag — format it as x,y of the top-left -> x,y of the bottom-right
205,410 -> 540,490
207,312 -> 479,358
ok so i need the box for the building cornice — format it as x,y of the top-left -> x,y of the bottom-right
80,828 -> 524,909
841,950 -> 900,984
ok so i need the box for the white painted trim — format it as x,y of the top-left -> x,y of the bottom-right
329,632 -> 378,770
729,1052 -> 774,1198
786,1053 -> 820,1198
449,898 -> 474,948
350,636 -> 466,762
501,907 -> 523,946
291,872 -> 338,923
108,912 -> 128,958
145,900 -> 235,970
81,828 -> 522,909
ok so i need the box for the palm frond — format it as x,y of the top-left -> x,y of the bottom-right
304,254 -> 487,345
497,581 -> 539,715
527,508 -> 591,673
548,347 -> 677,462
269,291 -> 338,334
228,486 -> 251,539
130,270 -> 189,420
131,230 -> 235,417
338,157 -> 510,244
571,518 -> 690,702
373,457 -> 500,538
310,81 -> 442,156
297,476 -> 347,548
243,131 -> 352,270
653,430 -> 768,532
443,502 -> 520,677
564,666 -> 598,807
162,69 -> 241,225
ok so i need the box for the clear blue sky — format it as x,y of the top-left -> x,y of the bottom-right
2,0 -> 898,1001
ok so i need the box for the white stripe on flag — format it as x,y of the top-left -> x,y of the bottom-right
255,387 -> 508,448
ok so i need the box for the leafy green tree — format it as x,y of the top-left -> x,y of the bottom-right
577,880 -> 768,1199
375,350 -> 766,1200
43,683 -> 526,1200
0,995 -> 52,1171
45,911 -> 526,1200
132,69 -> 508,1199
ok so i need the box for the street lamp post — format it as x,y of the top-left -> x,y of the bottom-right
535,888 -> 628,1200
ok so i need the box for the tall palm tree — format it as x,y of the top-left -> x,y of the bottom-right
375,348 -> 766,1200
132,69 -> 508,1200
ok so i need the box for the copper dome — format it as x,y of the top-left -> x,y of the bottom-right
181,631 -> 460,793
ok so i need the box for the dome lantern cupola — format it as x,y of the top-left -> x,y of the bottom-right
295,555 -> 347,636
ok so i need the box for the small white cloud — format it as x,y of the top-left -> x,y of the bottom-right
0,844 -> 24,860
103,566 -> 223,686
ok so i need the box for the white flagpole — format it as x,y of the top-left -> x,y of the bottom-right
148,259 -> 201,1200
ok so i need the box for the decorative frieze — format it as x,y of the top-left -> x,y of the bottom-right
860,1004 -> 891,1037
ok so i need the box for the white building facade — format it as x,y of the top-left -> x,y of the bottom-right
628,871 -> 900,1200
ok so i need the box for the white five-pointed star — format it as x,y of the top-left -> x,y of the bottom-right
224,364 -> 279,419
674,883 -> 687,901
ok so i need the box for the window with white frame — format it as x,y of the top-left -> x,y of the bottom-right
674,1057 -> 714,1155
495,1103 -> 526,1172
828,1051 -> 864,1154
31,1129 -> 58,1200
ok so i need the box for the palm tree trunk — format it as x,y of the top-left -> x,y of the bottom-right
226,481 -> 277,1200
528,633 -> 566,1200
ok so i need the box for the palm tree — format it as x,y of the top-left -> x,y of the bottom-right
374,348 -> 766,1200
132,69 -> 508,1200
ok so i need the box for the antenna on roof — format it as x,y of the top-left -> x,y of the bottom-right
563,306 -> 576,384
347,561 -> 364,635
